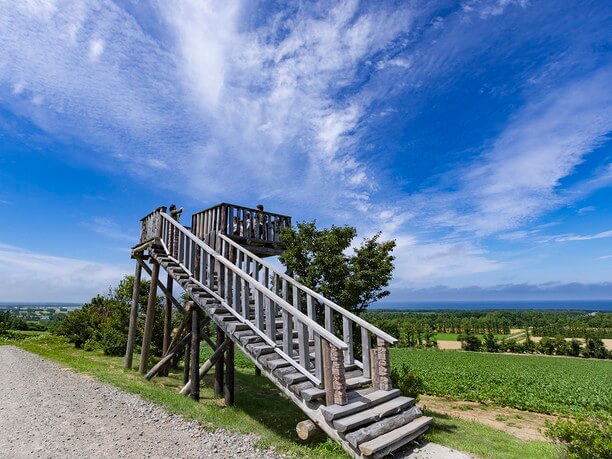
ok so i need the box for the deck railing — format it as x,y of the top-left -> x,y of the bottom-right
154,211 -> 349,399
192,203 -> 292,245
217,233 -> 397,380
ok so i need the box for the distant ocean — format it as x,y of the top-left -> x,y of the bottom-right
372,300 -> 612,312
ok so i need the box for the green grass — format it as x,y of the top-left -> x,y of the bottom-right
425,412 -> 560,459
2,334 -> 560,459
392,348 -> 612,417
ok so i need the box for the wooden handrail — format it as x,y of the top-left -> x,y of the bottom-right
159,213 -> 348,351
218,233 -> 398,345
196,202 -> 292,220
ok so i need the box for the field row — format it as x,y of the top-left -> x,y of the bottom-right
391,348 -> 611,417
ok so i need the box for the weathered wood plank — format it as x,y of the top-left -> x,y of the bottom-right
345,406 -> 422,448
333,397 -> 414,433
358,416 -> 431,457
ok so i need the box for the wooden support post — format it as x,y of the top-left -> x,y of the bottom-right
183,308 -> 192,385
370,348 -> 379,390
144,332 -> 192,380
139,260 -> 159,374
161,273 -> 173,376
190,307 -> 200,401
214,326 -> 225,397
224,340 -> 235,406
322,340 -> 334,406
377,338 -> 392,391
180,338 -> 229,395
124,259 -> 142,369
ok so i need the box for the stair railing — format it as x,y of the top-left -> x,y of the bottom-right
217,233 -> 397,383
153,211 -> 350,401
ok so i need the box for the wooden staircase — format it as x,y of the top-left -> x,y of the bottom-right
129,206 -> 431,458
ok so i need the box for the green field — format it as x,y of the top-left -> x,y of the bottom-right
391,348 -> 611,417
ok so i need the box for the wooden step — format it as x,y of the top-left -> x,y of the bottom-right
346,376 -> 371,390
358,416 -> 432,458
345,406 -> 423,448
246,342 -> 276,357
321,389 -> 401,421
333,396 -> 414,433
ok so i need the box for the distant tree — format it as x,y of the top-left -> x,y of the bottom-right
483,333 -> 498,352
458,331 -> 482,352
55,275 -> 164,356
279,221 -> 395,316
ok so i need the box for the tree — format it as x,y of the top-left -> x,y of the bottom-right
279,221 -> 395,315
458,331 -> 482,351
55,275 -> 165,356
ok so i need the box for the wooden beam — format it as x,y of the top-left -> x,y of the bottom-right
180,338 -> 230,395
190,307 -> 200,401
136,258 -> 184,314
144,332 -> 192,380
124,259 -> 142,369
183,308 -> 191,385
214,326 -> 225,397
161,273 -> 173,376
224,340 -> 235,406
296,420 -> 319,441
139,260 -> 160,374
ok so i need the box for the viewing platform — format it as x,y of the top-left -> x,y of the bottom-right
191,203 -> 292,257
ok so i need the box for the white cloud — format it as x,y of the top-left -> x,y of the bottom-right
0,242 -> 128,302
556,230 -> 612,242
88,38 -> 105,61
577,206 -> 596,215
414,65 -> 612,236
391,235 -> 501,283
598,254 -> 612,260
81,217 -> 135,242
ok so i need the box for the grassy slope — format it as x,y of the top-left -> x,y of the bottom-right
2,333 -> 559,459
391,348 -> 611,417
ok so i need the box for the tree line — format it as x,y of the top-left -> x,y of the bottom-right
363,310 -> 612,340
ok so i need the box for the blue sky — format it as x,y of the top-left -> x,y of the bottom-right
1,0 -> 611,303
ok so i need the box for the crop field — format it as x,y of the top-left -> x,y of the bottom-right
391,348 -> 611,417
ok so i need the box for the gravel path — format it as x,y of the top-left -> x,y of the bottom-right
0,346 -> 281,459
0,346 -> 470,459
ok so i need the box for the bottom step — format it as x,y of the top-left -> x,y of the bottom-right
358,416 -> 432,458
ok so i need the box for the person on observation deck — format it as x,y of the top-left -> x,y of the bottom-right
256,204 -> 267,239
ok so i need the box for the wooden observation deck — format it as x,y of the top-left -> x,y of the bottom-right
191,203 -> 291,258
128,204 -> 430,458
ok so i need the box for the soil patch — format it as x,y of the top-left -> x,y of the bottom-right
419,395 -> 557,441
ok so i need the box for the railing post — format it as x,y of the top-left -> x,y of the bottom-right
376,338 -> 392,391
330,344 -> 347,406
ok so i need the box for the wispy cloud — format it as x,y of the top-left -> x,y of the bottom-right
81,217 -> 135,242
556,230 -> 612,242
0,242 -> 128,302
413,65 -> 612,236
598,254 -> 612,260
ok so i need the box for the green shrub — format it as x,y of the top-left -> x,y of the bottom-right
54,275 -> 164,356
546,416 -> 612,459
458,331 -> 482,351
391,363 -> 424,399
